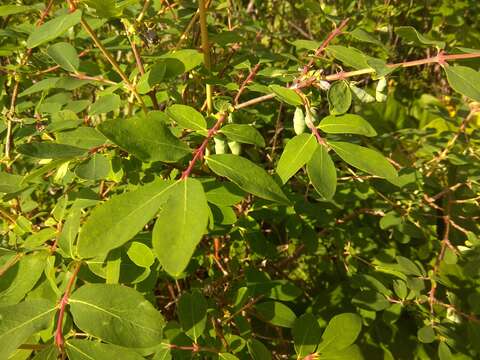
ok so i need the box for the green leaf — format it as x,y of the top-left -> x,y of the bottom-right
291,39 -> 321,50
367,58 -> 397,78
19,78 -> 59,97
27,10 -> 82,49
152,344 -> 172,360
219,354 -> 239,360
31,345 -> 59,360
16,142 -> 86,159
317,313 -> 362,352
23,228 -> 56,249
153,179 -> 209,277
160,49 -> 203,73
81,0 -> 134,18
0,252 -> 48,305
349,28 -> 385,48
328,141 -> 397,181
276,134 -> 317,184
444,65 -> 480,101
58,206 -> 81,258
0,5 -> 34,17
326,46 -> 369,69
206,154 -> 290,205
318,114 -> 377,136
328,81 -> 352,115
98,112 -> 190,163
247,339 -> 272,360
417,326 -> 436,343
269,84 -> 303,106
254,301 -> 297,328
75,153 -> 110,180
396,26 -> 445,48
307,145 -> 337,200
220,124 -> 265,147
438,342 -> 453,360
321,345 -> 364,360
126,241 -> 155,268
77,178 -> 175,259
66,339 -> 145,360
177,290 -> 208,341
352,290 -> 390,311
70,284 -> 165,348
293,313 -> 322,357
136,62 -> 166,94
56,127 -> 107,149
89,94 -> 121,115
396,256 -> 422,276
47,42 -> 79,72
202,179 -> 245,206
0,172 -> 23,193
165,104 -> 207,132
0,299 -> 56,359
267,281 -> 302,301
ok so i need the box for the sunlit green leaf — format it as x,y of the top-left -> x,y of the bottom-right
98,112 -> 190,163
444,65 -> 480,101
328,141 -> 397,181
0,299 -> 56,359
276,133 -> 317,183
293,313 -> 321,357
177,290 -> 208,341
166,104 -> 207,132
70,284 -> 165,347
153,179 -> 209,277
47,42 -> 80,72
207,154 -> 290,205
307,145 -> 337,200
318,114 -> 377,136
27,10 -> 82,48
77,178 -> 175,258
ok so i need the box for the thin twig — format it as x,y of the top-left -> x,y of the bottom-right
55,262 -> 82,352
428,195 -> 452,315
234,63 -> 261,105
302,18 -> 350,75
198,0 -> 213,113
180,114 -> 227,179
123,22 -> 160,109
66,0 -> 147,113
4,0 -> 55,166
426,112 -> 472,176
235,51 -> 480,111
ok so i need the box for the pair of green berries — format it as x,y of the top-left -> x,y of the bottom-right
213,137 -> 241,155
293,107 -> 317,135
213,114 -> 241,155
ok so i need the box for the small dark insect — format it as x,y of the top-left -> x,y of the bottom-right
138,23 -> 160,47
142,29 -> 159,45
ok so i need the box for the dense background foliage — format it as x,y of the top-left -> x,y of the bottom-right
1,0 -> 480,359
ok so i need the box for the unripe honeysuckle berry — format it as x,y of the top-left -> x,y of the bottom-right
350,84 -> 375,103
214,136 -> 228,154
228,141 -> 242,155
293,107 -> 306,135
319,80 -> 331,90
376,77 -> 388,102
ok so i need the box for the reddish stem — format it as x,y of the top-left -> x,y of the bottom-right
302,18 -> 350,75
234,63 -> 261,104
309,124 -> 325,145
235,51 -> 480,111
55,262 -> 82,351
180,114 -> 227,180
